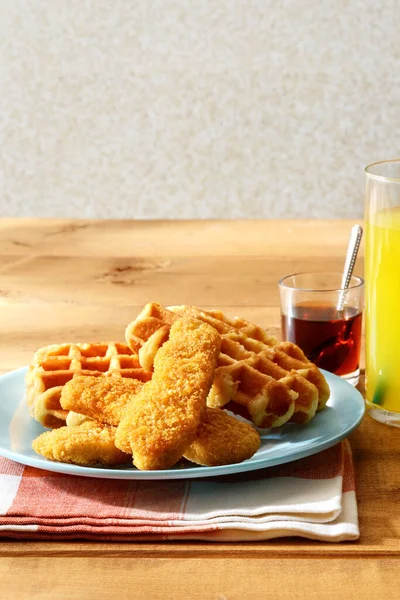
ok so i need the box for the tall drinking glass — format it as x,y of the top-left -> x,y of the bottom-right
365,160 -> 400,427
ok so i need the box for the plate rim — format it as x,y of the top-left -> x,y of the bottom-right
0,366 -> 365,480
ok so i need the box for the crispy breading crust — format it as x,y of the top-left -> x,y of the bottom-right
60,376 -> 146,426
183,407 -> 261,466
115,318 -> 221,470
32,421 -> 131,467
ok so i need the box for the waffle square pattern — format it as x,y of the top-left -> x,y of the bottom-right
26,342 -> 151,428
125,303 -> 331,429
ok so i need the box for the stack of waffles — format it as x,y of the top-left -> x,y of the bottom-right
26,302 -> 330,433
124,303 -> 330,429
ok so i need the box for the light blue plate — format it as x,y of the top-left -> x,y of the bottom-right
0,367 -> 365,480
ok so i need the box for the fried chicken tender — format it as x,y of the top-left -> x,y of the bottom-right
32,421 -> 130,467
183,407 -> 261,466
60,376 -> 146,426
115,318 -> 221,470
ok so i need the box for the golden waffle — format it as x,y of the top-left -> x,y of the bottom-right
26,342 -> 152,429
125,303 -> 330,428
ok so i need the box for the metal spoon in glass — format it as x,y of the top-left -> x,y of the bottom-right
337,224 -> 363,312
308,225 -> 363,370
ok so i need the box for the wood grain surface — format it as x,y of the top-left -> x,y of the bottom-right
1,219 -> 399,600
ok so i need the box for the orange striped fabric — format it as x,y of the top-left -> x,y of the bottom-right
0,440 -> 358,542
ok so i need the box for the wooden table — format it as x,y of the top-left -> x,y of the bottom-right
0,219 -> 399,600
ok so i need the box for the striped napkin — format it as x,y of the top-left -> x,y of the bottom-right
0,440 -> 358,542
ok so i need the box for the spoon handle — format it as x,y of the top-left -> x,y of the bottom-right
338,224 -> 363,311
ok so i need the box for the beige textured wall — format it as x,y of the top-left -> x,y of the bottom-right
1,0 -> 399,219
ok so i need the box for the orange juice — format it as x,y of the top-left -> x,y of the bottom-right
365,207 -> 400,413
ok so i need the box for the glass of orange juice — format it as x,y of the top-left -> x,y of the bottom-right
365,160 -> 400,427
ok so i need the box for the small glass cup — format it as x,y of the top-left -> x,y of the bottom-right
279,272 -> 364,386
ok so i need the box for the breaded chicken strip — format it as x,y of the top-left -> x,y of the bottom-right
32,421 -> 130,467
115,318 -> 220,470
60,376 -> 148,426
183,407 -> 261,466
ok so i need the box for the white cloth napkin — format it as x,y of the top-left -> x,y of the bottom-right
0,440 -> 358,542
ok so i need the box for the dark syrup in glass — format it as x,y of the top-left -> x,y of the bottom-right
281,301 -> 362,375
